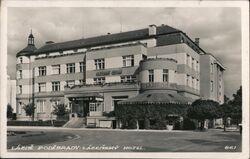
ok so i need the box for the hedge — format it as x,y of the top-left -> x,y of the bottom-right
115,103 -> 188,129
7,120 -> 67,127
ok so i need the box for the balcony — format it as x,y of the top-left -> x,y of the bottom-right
140,82 -> 178,91
65,82 -> 140,92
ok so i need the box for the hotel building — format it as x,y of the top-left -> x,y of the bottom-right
15,24 -> 225,128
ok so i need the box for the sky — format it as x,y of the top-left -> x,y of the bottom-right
7,7 -> 241,98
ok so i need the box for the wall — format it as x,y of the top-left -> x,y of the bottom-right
200,54 -> 224,103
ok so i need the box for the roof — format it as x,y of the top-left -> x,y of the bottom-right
16,44 -> 37,57
29,33 -> 34,38
34,25 -> 180,54
118,90 -> 194,105
202,53 -> 226,70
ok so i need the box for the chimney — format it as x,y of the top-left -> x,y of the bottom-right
148,24 -> 157,36
195,38 -> 200,46
45,41 -> 54,45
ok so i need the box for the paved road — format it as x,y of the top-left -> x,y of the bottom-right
7,127 -> 241,152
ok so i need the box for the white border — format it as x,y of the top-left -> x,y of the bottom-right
1,0 -> 249,158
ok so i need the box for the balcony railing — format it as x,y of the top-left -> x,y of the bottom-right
140,82 -> 178,90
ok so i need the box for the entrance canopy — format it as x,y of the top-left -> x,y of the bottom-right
118,90 -> 194,105
65,92 -> 103,101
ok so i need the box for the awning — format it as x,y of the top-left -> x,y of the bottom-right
65,92 -> 103,98
118,90 -> 194,105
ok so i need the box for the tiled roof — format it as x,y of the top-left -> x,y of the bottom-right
34,25 -> 180,54
16,45 -> 37,57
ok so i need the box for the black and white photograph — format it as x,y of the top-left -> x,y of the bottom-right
0,0 -> 249,158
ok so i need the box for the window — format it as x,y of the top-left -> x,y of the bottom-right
52,81 -> 60,91
38,66 -> 46,76
210,63 -> 214,73
192,58 -> 195,69
192,77 -> 195,88
18,102 -> 22,114
79,79 -> 85,85
80,62 -> 85,72
18,85 -> 22,94
122,55 -> 134,67
163,69 -> 169,82
89,102 -> 103,112
148,70 -> 154,82
52,65 -> 60,74
181,37 -> 184,43
66,63 -> 75,73
94,77 -> 105,84
211,81 -> 214,92
37,100 -> 45,113
66,80 -> 75,87
196,61 -> 199,72
94,58 -> 105,70
186,75 -> 190,86
38,83 -> 46,92
121,75 -> 136,83
19,57 -> 23,63
196,79 -> 199,90
186,54 -> 190,65
17,70 -> 22,79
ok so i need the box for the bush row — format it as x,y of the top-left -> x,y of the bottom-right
120,118 -> 197,130
7,120 -> 67,127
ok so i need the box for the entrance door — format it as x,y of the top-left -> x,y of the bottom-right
83,101 -> 89,117
71,100 -> 89,117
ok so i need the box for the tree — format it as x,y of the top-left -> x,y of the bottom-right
23,103 -> 36,121
7,104 -> 13,119
187,99 -> 219,131
52,104 -> 69,120
229,86 -> 242,124
218,102 -> 233,131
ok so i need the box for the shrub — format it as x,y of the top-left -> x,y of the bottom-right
182,118 -> 196,130
23,103 -> 36,121
52,104 -> 69,120
150,120 -> 166,130
144,118 -> 150,129
174,121 -> 181,130
128,119 -> 138,129
7,104 -> 13,119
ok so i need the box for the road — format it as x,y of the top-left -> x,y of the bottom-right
7,127 -> 242,152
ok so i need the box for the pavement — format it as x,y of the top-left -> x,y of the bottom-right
7,126 -> 242,152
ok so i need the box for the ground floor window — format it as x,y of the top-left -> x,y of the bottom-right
94,77 -> 105,84
89,102 -> 103,112
37,100 -> 46,113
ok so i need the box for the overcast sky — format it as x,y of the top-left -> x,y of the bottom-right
7,7 -> 241,98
